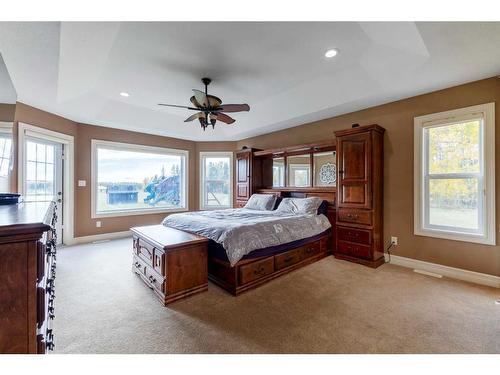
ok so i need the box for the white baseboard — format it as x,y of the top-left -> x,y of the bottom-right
64,230 -> 132,246
385,254 -> 500,288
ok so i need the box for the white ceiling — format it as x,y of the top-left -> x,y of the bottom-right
0,54 -> 17,104
0,22 -> 499,141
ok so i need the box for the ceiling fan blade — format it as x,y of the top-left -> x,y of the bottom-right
192,89 -> 209,107
184,112 -> 204,122
216,113 -> 236,125
158,103 -> 199,111
215,104 -> 250,113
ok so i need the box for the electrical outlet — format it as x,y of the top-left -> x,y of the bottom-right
96,221 -> 102,228
391,236 -> 398,245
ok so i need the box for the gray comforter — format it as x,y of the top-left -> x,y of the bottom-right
162,208 -> 331,266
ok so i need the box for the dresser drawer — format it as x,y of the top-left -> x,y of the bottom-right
144,266 -> 165,296
134,236 -> 155,268
337,226 -> 371,245
37,242 -> 46,282
337,240 -> 372,260
239,257 -> 274,285
337,208 -> 372,226
275,247 -> 302,270
133,255 -> 165,295
300,242 -> 321,260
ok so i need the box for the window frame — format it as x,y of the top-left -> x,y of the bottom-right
199,151 -> 233,211
91,139 -> 189,218
0,122 -> 13,191
414,103 -> 495,245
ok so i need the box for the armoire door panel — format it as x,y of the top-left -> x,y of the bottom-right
340,184 -> 367,206
337,132 -> 372,209
237,155 -> 249,183
341,140 -> 368,180
237,184 -> 249,200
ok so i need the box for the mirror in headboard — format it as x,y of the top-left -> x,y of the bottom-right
272,156 -> 285,187
313,151 -> 336,187
287,154 -> 311,187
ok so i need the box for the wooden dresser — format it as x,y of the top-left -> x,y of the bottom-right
235,148 -> 272,207
131,225 -> 209,305
334,124 -> 385,267
0,201 -> 58,354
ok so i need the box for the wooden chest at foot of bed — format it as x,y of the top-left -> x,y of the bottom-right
208,233 -> 329,296
131,225 -> 209,305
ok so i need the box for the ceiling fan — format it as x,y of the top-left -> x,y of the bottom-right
158,78 -> 250,130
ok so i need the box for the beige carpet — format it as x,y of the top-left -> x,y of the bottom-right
52,238 -> 500,354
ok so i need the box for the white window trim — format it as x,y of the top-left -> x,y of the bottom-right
18,122 -> 75,245
91,139 -> 189,218
199,151 -> 233,211
414,103 -> 495,245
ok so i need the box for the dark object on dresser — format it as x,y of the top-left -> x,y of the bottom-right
334,124 -> 385,268
0,201 -> 58,354
131,225 -> 209,305
0,193 -> 21,205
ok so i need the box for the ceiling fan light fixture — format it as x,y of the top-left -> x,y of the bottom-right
324,48 -> 338,58
158,78 -> 249,130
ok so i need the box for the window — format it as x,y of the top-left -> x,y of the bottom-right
25,139 -> 60,202
0,124 -> 12,192
92,140 -> 188,217
414,103 -> 495,245
200,152 -> 232,210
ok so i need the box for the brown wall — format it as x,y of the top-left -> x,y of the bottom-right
75,123 -> 197,237
0,103 -> 15,122
8,77 -> 500,276
237,77 -> 500,277
10,103 -> 236,238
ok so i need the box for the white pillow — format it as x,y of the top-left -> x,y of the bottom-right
244,194 -> 277,211
275,197 -> 323,215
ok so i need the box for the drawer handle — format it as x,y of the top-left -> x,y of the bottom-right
134,262 -> 141,268
148,275 -> 156,283
283,256 -> 294,263
305,247 -> 314,254
253,267 -> 266,275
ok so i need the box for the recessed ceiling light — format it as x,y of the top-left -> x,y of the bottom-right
324,49 -> 338,58
120,92 -> 130,97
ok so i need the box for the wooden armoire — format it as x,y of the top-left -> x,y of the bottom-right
234,148 -> 272,208
334,124 -> 385,268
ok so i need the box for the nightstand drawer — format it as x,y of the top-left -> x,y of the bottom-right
337,226 -> 371,245
337,208 -> 372,226
337,240 -> 372,260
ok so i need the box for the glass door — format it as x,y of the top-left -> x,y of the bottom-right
24,137 -> 64,243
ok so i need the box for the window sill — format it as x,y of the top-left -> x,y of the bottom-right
91,207 -> 188,219
414,228 -> 496,246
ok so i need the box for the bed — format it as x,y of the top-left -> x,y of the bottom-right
163,193 -> 336,295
